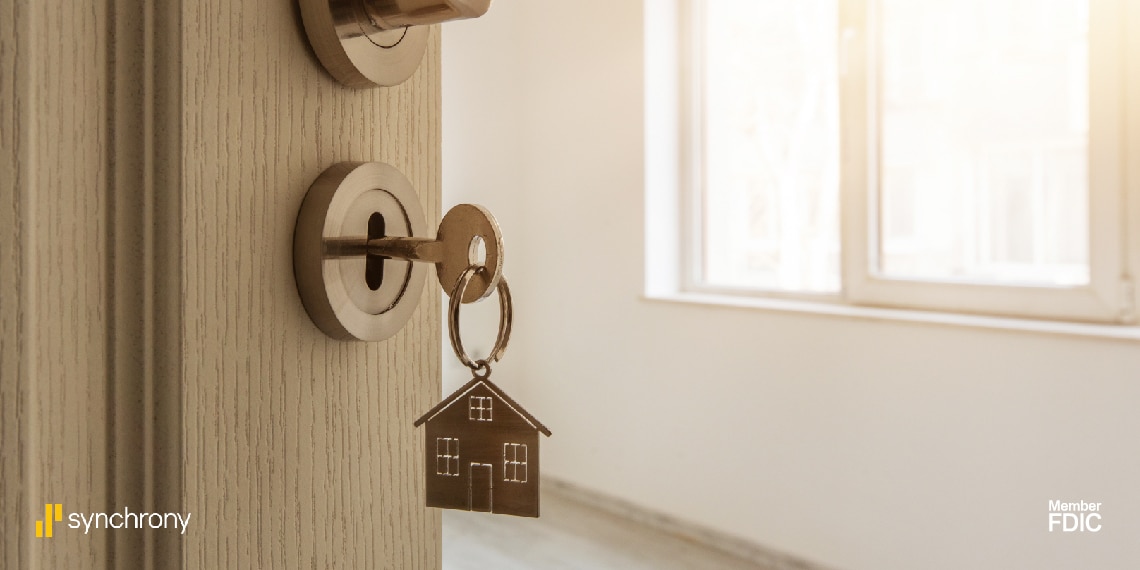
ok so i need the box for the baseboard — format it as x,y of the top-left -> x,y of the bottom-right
543,477 -> 832,570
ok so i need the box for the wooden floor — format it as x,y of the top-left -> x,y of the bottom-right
442,489 -> 773,570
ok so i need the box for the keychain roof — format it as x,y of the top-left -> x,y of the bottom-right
414,376 -> 551,436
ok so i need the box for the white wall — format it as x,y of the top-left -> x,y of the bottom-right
442,3 -> 1140,569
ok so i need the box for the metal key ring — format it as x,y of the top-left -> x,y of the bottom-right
448,265 -> 512,376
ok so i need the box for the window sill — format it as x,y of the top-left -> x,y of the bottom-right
643,291 -> 1140,343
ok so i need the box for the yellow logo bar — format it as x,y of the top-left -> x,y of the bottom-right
35,504 -> 62,538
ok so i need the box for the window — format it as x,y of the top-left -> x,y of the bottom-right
698,0 -> 842,294
469,396 -> 493,421
875,0 -> 1090,287
436,437 -> 459,477
648,0 -> 1139,323
503,443 -> 527,483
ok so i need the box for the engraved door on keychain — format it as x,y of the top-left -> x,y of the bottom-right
414,266 -> 551,517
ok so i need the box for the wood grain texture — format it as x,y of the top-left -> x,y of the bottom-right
180,1 -> 442,567
0,1 -> 29,567
3,0 -> 438,567
1,0 -> 113,568
107,0 -> 186,567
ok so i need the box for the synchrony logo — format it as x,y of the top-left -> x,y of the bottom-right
34,503 -> 192,537
35,504 -> 63,538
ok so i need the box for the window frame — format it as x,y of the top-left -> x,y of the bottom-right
664,0 -> 1140,324
469,396 -> 493,422
435,437 -> 459,477
503,443 -> 528,483
840,0 -> 1132,323
677,0 -> 844,303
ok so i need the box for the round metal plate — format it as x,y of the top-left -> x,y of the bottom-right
299,0 -> 431,88
294,162 -> 428,341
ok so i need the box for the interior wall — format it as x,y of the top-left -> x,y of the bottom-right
442,3 -> 1140,569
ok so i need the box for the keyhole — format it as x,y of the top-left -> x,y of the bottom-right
366,212 -> 386,291
468,236 -> 487,267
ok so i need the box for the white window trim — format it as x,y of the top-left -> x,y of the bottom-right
645,0 -> 1140,326
841,0 -> 1134,323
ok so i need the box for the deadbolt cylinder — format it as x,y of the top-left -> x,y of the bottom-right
362,0 -> 491,30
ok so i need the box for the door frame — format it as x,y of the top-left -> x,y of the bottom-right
468,463 -> 493,512
1,1 -> 184,568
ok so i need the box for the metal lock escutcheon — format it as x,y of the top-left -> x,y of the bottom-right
293,161 -> 503,341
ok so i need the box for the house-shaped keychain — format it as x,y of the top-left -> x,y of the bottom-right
414,377 -> 551,517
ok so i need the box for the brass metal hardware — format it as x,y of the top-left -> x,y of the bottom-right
360,0 -> 491,29
447,266 -> 511,373
299,0 -> 492,88
294,161 -> 503,341
323,202 -> 503,304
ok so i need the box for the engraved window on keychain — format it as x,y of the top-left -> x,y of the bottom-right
414,265 -> 551,518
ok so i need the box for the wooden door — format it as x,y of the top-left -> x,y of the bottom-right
1,1 -> 442,568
